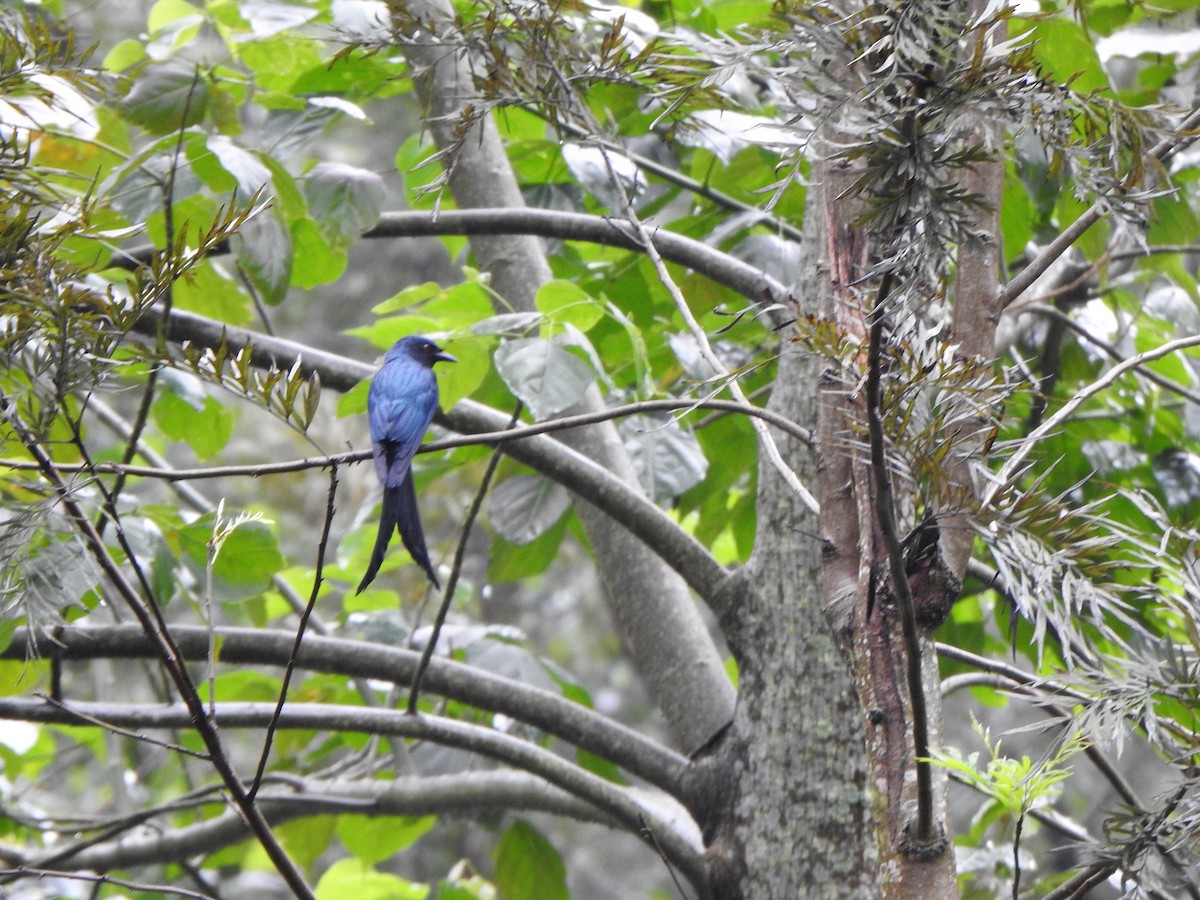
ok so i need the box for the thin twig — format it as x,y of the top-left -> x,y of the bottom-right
999,106 -> 1200,308
984,331 -> 1200,507
0,397 -> 812,481
249,463 -> 340,801
407,406 -> 521,714
1022,302 -> 1200,405
32,693 -> 210,760
639,814 -> 694,900
0,868 -> 214,900
864,271 -> 936,847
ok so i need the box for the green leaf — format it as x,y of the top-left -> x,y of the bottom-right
337,814 -> 436,866
277,815 -> 336,870
239,1 -> 319,38
290,217 -> 348,288
535,280 -> 603,332
1001,164 -> 1035,265
234,209 -> 292,305
489,513 -> 568,582
121,60 -> 209,134
304,162 -> 386,242
102,39 -> 146,73
432,335 -> 492,411
494,821 -> 568,900
147,0 -> 205,49
488,474 -> 571,545
152,384 -> 233,460
494,338 -> 594,420
1020,18 -> 1110,95
204,136 -> 273,201
315,859 -> 429,900
178,516 -> 284,603
575,747 -> 627,784
336,378 -> 371,419
620,415 -> 708,501
173,259 -> 255,326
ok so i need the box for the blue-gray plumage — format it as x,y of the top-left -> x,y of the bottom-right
356,335 -> 456,594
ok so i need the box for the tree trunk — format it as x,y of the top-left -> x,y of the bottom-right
701,195 -> 880,898
812,148 -> 960,897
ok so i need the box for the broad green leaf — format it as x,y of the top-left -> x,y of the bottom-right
277,816 -> 336,871
337,814 -> 436,866
178,516 -> 285,603
494,821 -> 568,900
488,474 -> 571,545
304,162 -> 386,242
234,209 -> 292,305
146,0 -> 204,50
471,312 -> 543,336
432,335 -> 492,411
494,338 -> 595,420
239,1 -> 319,38
1001,165 -> 1035,265
620,415 -> 709,501
109,140 -> 206,226
488,514 -> 568,582
204,135 -> 273,200
1016,18 -> 1110,95
148,0 -> 202,32
173,259 -> 255,326
102,39 -> 145,73
335,378 -> 370,419
315,859 -> 428,900
152,385 -> 233,460
121,60 -> 209,134
535,280 -> 603,332
236,35 -> 325,93
367,274 -> 494,328
290,217 -> 347,288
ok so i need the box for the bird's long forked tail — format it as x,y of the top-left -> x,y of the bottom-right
356,471 -> 441,594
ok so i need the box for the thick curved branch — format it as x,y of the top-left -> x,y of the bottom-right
113,208 -> 794,316
129,306 -> 732,605
0,698 -> 705,888
4,771 -> 636,872
3,624 -> 688,797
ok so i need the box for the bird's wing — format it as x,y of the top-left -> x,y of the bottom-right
367,363 -> 438,488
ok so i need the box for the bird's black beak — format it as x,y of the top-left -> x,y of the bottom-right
435,349 -> 457,364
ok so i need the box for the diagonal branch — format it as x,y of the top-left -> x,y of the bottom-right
999,106 -> 1200,309
0,396 -> 315,899
984,331 -> 1200,507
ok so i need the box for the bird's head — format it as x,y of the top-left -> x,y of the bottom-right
391,335 -> 457,368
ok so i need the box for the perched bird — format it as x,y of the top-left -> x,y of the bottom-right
356,335 -> 456,594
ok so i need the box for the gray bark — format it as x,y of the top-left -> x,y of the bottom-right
701,213 -> 880,897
